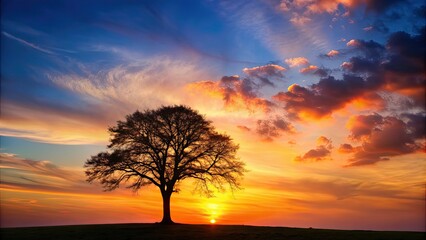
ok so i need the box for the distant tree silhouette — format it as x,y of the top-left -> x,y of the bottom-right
85,105 -> 245,224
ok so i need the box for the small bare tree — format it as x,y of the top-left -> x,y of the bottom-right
85,105 -> 245,224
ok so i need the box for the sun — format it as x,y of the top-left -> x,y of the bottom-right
210,219 -> 216,224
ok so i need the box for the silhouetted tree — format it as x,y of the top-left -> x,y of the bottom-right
85,105 -> 245,224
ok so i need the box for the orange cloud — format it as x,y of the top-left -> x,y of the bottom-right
346,39 -> 361,47
186,63 -> 291,114
306,0 -> 354,14
300,65 -> 331,77
279,0 -> 401,16
342,30 -> 425,107
273,74 -> 385,121
343,113 -> 425,166
300,65 -> 319,73
243,64 -> 286,75
187,79 -> 273,113
278,0 -> 351,14
285,57 -> 309,67
326,49 -> 340,57
237,125 -> 251,132
242,64 -> 287,86
340,61 -> 352,69
338,143 -> 358,153
256,116 -> 296,141
295,136 -> 333,162
380,73 -> 425,107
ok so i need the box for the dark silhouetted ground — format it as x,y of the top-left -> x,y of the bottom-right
1,223 -> 424,240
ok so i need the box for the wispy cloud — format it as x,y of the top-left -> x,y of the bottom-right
2,31 -> 55,55
0,98 -> 111,145
51,57 -> 207,110
0,56 -> 210,145
0,153 -> 85,193
2,21 -> 46,36
248,171 -> 424,202
96,6 -> 257,65
216,1 -> 330,56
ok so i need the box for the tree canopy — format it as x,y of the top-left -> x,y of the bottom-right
85,105 -> 245,223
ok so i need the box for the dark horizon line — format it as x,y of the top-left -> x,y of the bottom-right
1,222 -> 424,233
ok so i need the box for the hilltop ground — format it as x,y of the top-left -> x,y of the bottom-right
1,223 -> 424,240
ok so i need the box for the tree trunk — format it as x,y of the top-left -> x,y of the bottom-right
160,191 -> 174,224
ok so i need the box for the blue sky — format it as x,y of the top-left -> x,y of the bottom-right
1,0 -> 425,230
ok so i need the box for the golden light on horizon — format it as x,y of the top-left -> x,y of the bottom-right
204,202 -> 221,224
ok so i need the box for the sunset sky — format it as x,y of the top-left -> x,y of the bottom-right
1,0 -> 425,231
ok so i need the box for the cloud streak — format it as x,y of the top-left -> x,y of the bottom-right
1,56 -> 208,144
0,153 -> 88,194
2,31 -> 55,55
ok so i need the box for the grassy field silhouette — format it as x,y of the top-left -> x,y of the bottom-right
1,223 -> 424,240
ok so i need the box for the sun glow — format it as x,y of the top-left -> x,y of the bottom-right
204,202 -> 222,224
